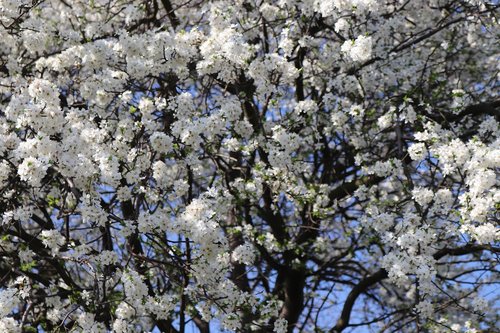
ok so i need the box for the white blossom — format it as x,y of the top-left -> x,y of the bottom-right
231,243 -> 256,265
341,35 -> 373,62
274,318 -> 288,333
18,157 -> 49,187
0,0 -> 496,331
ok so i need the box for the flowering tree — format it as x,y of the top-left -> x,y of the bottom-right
0,0 -> 498,332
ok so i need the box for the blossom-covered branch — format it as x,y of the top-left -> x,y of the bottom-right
0,0 -> 498,332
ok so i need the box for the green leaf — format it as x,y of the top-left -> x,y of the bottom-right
20,261 -> 37,272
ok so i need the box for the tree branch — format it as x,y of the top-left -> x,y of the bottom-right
160,0 -> 180,29
330,244 -> 499,332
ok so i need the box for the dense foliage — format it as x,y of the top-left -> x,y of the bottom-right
0,0 -> 498,332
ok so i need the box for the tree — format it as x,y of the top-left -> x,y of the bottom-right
0,0 -> 498,332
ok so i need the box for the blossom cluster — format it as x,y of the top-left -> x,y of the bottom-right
0,0 -> 497,332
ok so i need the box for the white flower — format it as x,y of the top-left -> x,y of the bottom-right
463,223 -> 499,244
221,313 -> 241,331
40,230 -> 65,254
412,187 -> 434,207
150,132 -> 174,154
274,318 -> 288,333
18,249 -> 35,264
122,270 -> 149,311
414,300 -> 433,319
377,113 -> 392,129
295,100 -> 318,115
28,78 -> 59,106
334,18 -> 349,32
115,302 -> 135,320
18,156 -> 49,186
112,319 -> 130,333
341,35 -> 373,62
231,243 -> 256,265
146,294 -> 176,320
173,179 -> 189,198
0,288 -> 19,318
0,318 -> 21,333
0,160 -> 10,185
198,27 -> 252,82
408,143 -> 426,160
260,3 -> 280,21
77,312 -> 105,332
98,250 -> 119,266
152,160 -> 170,188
